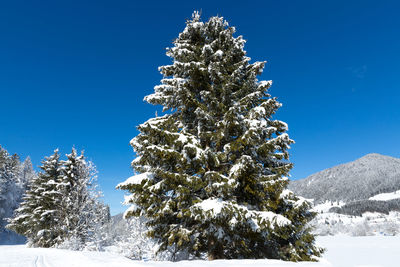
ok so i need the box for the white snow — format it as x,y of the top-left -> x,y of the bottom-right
193,198 -> 225,214
229,162 -> 244,176
312,200 -> 345,213
192,198 -> 290,230
252,106 -> 266,117
317,235 -> 400,267
2,235 -> 400,266
369,190 -> 400,201
176,133 -> 189,144
254,211 -> 291,228
123,204 -> 140,218
311,210 -> 400,236
214,50 -> 223,57
0,245 -> 140,267
117,172 -> 154,187
258,80 -> 272,88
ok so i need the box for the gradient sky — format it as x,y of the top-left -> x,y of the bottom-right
1,0 -> 399,215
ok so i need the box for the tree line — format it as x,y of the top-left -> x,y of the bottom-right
2,146 -> 110,249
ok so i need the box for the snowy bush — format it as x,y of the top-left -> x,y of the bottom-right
101,214 -> 156,260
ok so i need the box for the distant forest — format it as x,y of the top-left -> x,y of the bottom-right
330,199 -> 400,216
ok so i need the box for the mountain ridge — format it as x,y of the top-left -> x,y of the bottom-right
289,153 -> 400,203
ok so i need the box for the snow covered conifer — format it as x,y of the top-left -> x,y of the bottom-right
7,149 -> 63,247
118,12 -> 323,261
58,148 -> 109,249
0,146 -> 22,233
18,157 -> 36,193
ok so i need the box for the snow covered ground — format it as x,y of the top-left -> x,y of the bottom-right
369,190 -> 400,201
1,236 -> 399,267
311,210 -> 400,236
312,200 -> 346,213
317,235 -> 400,267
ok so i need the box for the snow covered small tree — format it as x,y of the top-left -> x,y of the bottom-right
0,147 -> 17,222
7,149 -> 63,247
0,147 -> 24,236
0,148 -> 19,210
111,215 -> 156,260
58,148 -> 110,250
118,12 -> 323,261
18,157 -> 36,193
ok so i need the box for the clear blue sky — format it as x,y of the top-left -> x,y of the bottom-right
1,0 -> 399,215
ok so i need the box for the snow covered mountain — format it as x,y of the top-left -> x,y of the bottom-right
289,153 -> 400,236
289,153 -> 400,203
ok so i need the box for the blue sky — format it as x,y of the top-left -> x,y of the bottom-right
1,0 -> 399,215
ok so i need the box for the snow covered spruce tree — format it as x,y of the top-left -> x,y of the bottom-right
0,146 -> 20,232
118,12 -> 322,261
18,157 -> 36,194
7,150 -> 63,247
58,148 -> 110,250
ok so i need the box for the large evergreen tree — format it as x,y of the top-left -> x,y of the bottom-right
118,12 -> 323,261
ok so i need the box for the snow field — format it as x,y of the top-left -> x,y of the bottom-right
317,235 -> 400,267
0,245 -> 140,267
0,245 -> 327,267
1,236 -> 400,267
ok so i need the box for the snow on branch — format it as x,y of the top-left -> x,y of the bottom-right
191,198 -> 291,230
117,172 -> 154,188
